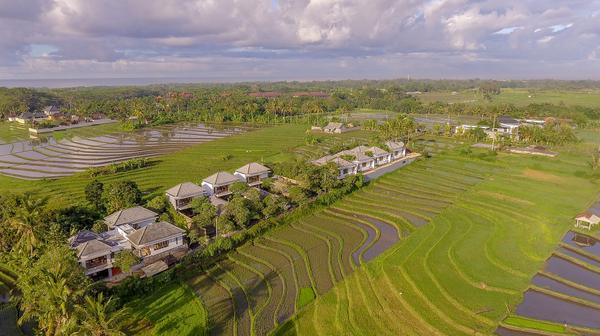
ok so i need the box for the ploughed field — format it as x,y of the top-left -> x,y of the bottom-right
0,124 -> 243,180
188,142 -> 500,336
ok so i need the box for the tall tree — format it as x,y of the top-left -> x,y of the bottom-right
5,193 -> 48,257
18,245 -> 89,335
103,181 -> 142,213
85,180 -> 105,211
74,293 -> 128,336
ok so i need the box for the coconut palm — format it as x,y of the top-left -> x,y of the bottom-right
6,193 -> 48,257
19,268 -> 83,335
74,293 -> 128,336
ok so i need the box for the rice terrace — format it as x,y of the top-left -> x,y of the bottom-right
0,123 -> 243,179
2,75 -> 600,336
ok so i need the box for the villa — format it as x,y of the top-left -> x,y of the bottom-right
70,230 -> 121,279
70,206 -> 188,280
369,146 -> 392,166
312,155 -> 358,179
321,122 -> 358,134
385,140 -> 407,160
166,182 -> 205,211
497,115 -> 520,135
127,221 -> 186,260
235,162 -> 271,186
105,206 -> 159,236
202,171 -> 239,197
337,146 -> 378,172
313,144 -> 404,179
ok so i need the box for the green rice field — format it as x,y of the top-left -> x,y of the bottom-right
178,133 -> 600,335
125,282 -> 208,336
0,123 -> 310,200
279,146 -> 600,335
416,88 -> 600,107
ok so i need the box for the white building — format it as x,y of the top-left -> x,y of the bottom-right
235,162 -> 271,187
202,171 -> 239,197
104,206 -> 159,236
385,140 -> 407,160
71,206 -> 188,280
126,221 -> 186,258
166,182 -> 205,211
312,156 -> 358,179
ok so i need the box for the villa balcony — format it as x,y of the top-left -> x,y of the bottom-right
84,259 -> 112,275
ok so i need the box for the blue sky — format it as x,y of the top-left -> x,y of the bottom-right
0,0 -> 600,81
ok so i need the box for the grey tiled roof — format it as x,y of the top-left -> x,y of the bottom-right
203,171 -> 238,186
385,140 -> 405,151
166,182 -> 204,198
127,221 -> 185,246
104,206 -> 158,228
76,239 -> 112,258
236,162 -> 270,175
68,230 -> 99,248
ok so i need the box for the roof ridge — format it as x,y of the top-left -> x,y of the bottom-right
135,225 -> 149,245
174,183 -> 183,196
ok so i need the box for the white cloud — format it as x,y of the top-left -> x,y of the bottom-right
0,0 -> 599,79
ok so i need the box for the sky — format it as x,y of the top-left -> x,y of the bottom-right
1,0 -> 600,83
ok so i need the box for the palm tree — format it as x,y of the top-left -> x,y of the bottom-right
74,293 -> 128,336
18,270 -> 82,335
6,193 -> 48,257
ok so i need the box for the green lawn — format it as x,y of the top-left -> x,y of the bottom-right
416,88 -> 600,108
125,282 -> 208,336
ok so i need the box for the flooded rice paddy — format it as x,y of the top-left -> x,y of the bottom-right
515,289 -> 600,330
0,124 -> 243,179
502,231 -> 600,334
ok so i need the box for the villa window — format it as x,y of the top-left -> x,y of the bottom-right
153,240 -> 169,250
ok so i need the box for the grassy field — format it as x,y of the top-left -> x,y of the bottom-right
0,123 -> 311,200
278,140 -> 600,335
416,88 -> 600,107
125,282 -> 208,336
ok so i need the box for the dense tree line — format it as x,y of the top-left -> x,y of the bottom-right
3,80 -> 600,126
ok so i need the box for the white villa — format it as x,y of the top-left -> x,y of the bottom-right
127,221 -> 186,258
497,115 -> 521,136
105,206 -> 158,236
385,140 -> 406,160
235,162 -> 271,187
70,206 -> 187,280
70,231 -> 121,278
313,143 -> 408,179
312,156 -> 358,179
166,182 -> 204,211
337,146 -> 376,172
202,171 -> 239,197
575,211 -> 600,230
